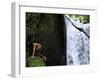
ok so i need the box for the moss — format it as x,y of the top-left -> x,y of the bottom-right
27,56 -> 45,67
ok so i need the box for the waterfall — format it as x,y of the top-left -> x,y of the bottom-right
64,15 -> 90,65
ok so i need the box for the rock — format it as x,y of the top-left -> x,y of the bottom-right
26,56 -> 45,67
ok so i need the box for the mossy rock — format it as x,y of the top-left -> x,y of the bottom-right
27,56 -> 45,67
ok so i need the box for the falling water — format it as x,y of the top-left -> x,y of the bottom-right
64,15 -> 90,65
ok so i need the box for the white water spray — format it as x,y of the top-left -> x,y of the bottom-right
64,15 -> 90,65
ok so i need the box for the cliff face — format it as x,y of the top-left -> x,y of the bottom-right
26,13 -> 66,66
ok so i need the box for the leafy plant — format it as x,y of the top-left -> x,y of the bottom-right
68,14 -> 89,24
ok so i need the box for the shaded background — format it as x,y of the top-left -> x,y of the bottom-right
26,13 -> 66,66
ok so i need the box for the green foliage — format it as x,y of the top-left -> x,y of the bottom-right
68,14 -> 90,24
27,56 -> 45,67
80,15 -> 89,24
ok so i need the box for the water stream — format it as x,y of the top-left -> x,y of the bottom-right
64,15 -> 90,65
